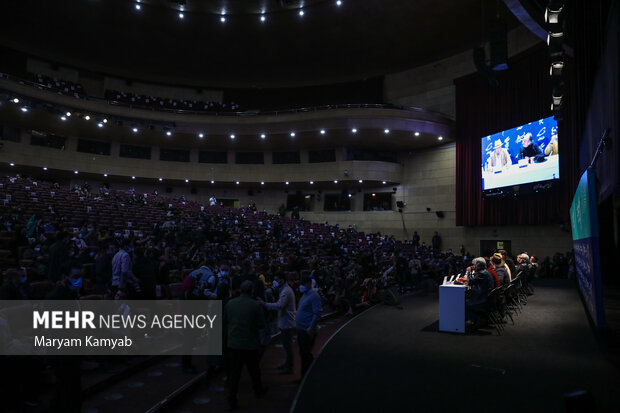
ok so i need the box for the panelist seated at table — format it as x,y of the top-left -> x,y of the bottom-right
486,139 -> 512,172
519,132 -> 546,163
465,257 -> 496,328
544,134 -> 559,156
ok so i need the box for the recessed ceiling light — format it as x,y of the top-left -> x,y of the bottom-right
358,179 -> 363,183
220,16 -> 226,22
12,98 -> 19,103
285,181 -> 289,185
211,180 -> 215,184
198,133 -> 204,138
260,15 -> 266,22
260,133 -> 266,139
135,3 -> 141,10
320,129 -> 326,135
9,163 -> 15,167
382,181 -> 387,184
438,136 -> 443,141
334,180 -> 338,184
414,132 -> 420,136
158,178 -> 163,182
132,127 -> 138,133
348,194 -> 352,198
384,129 -> 390,134
179,12 -> 184,19
336,0 -> 343,6
66,111 -> 71,117
43,167 -> 47,171
310,181 -> 314,184
20,106 -> 28,112
229,134 -> 236,139
351,128 -> 357,133
290,132 -> 296,137
97,122 -> 104,128
236,181 -> 240,185
131,176 -> 136,180
60,116 -> 67,121
103,118 -> 108,123
84,115 -> 90,120
74,170 -> 79,174
261,181 -> 265,185
185,179 -> 189,183
166,131 -> 172,136
103,173 -> 108,177
299,9 -> 305,16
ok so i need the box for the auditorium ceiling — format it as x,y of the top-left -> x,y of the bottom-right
0,0 -> 519,88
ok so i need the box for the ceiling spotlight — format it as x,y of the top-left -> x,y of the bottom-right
285,181 -> 289,185
97,122 -> 104,128
66,111 -> 71,117
198,133 -> 204,138
334,180 -> 338,184
12,98 -> 19,103
20,106 -> 28,112
132,127 -> 138,133
179,12 -> 184,19
351,128 -> 357,133
9,163 -> 15,167
320,129 -> 326,135
260,15 -> 266,22
261,181 -> 265,185
135,3 -> 141,10
414,132 -> 420,136
102,118 -> 108,123
84,115 -> 91,120
43,167 -> 48,171
166,131 -> 172,136
103,173 -> 108,177
60,116 -> 67,121
158,178 -> 163,182
290,132 -> 296,137
438,136 -> 443,141
348,194 -> 352,198
260,133 -> 266,139
310,181 -> 314,185
131,176 -> 136,180
336,0 -> 343,5
299,9 -> 305,16
74,170 -> 79,174
211,180 -> 215,184
185,179 -> 189,183
384,129 -> 390,134
358,179 -> 363,183
220,16 -> 226,22
382,181 -> 387,184
236,181 -> 240,185
230,134 -> 236,139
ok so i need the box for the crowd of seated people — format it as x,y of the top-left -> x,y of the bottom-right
105,89 -> 243,112
24,72 -> 87,99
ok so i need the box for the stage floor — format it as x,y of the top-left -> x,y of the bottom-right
293,279 -> 620,412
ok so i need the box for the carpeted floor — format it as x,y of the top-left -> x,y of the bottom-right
293,279 -> 620,413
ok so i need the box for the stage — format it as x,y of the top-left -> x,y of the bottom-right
292,279 -> 620,412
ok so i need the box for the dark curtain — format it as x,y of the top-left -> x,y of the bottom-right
455,45 -> 579,226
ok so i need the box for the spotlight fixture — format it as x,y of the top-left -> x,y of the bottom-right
131,176 -> 136,180
290,132 -> 296,137
260,15 -> 266,22
12,98 -> 19,103
132,127 -> 138,133
74,170 -> 79,174
179,12 -> 184,19
135,3 -> 141,11
60,116 -> 67,121
103,118 -> 108,123
351,128 -> 357,133
333,180 -> 338,184
210,180 -> 215,184
260,133 -> 266,139
358,179 -> 363,183
230,134 -> 235,139
166,131 -> 172,136
185,179 -> 189,183
299,9 -> 305,16
261,181 -> 265,185
438,136 -> 443,141
285,181 -> 289,185
158,178 -> 163,182
384,129 -> 390,134
220,16 -> 226,22
97,122 -> 104,128
43,167 -> 48,171
84,115 -> 91,120
414,132 -> 420,136
236,181 -> 240,185
382,181 -> 387,184
20,106 -> 28,112
337,0 -> 343,5
348,194 -> 352,198
9,163 -> 15,167
198,133 -> 204,138
103,173 -> 108,177
66,111 -> 71,117
320,129 -> 326,135
310,181 -> 314,185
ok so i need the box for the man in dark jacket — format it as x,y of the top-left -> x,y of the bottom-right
224,280 -> 268,410
466,257 -> 495,326
519,132 -> 545,163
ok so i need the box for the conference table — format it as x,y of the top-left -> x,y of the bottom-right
483,154 -> 559,190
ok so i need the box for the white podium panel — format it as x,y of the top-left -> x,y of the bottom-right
439,284 -> 466,333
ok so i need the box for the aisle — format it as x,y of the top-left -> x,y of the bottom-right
293,280 -> 620,413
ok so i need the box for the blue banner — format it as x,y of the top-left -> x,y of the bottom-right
570,168 -> 605,328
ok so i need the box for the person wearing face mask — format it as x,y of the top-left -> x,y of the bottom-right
295,276 -> 322,381
0,268 -> 30,300
264,273 -> 296,374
